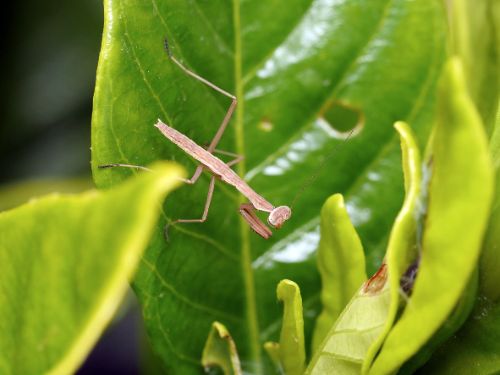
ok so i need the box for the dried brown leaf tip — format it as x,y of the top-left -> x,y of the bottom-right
363,263 -> 388,295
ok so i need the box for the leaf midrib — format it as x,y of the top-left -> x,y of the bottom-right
232,0 -> 263,373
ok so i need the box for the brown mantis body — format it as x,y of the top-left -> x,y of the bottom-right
100,39 -> 291,239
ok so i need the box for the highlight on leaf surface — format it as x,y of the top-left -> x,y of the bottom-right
201,322 -> 242,375
0,162 -> 184,375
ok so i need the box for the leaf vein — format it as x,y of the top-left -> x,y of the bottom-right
141,258 -> 242,323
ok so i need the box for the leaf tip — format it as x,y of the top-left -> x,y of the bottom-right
277,279 -> 300,301
322,193 -> 345,214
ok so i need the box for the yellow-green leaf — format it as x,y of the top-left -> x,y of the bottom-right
276,279 -> 306,375
305,266 -> 391,375
449,0 -> 500,130
311,193 -> 366,353
201,322 -> 242,375
362,121 -> 422,373
0,163 -> 183,375
306,120 -> 423,374
369,58 -> 494,375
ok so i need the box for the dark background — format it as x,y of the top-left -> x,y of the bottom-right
1,1 -> 98,182
1,1 -> 145,373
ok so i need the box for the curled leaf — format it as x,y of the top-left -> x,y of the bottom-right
276,279 -> 306,375
306,120 -> 424,375
362,121 -> 422,373
201,322 -> 242,375
370,58 -> 494,374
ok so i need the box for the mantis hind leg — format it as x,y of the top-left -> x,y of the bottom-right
164,175 -> 216,241
164,150 -> 244,241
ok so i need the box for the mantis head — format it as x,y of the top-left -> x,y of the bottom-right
240,204 -> 292,239
268,206 -> 292,228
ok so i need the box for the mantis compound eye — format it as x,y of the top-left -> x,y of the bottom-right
268,206 -> 292,228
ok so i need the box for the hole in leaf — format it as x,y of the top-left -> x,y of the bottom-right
319,100 -> 364,139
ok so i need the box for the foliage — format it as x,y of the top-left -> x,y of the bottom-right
91,0 -> 446,373
0,0 -> 498,374
0,164 -> 183,374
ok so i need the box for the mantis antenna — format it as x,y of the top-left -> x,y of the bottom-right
290,127 -> 356,208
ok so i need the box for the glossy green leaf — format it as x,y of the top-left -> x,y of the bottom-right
91,0 -> 446,372
202,322 -> 242,375
449,0 -> 500,131
369,58 -> 494,374
0,163 -> 183,375
311,193 -> 366,353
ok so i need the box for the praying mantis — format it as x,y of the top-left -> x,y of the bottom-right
100,39 -> 291,239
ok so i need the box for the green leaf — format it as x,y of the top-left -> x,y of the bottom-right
449,0 -> 500,131
202,322 -> 243,375
91,0 -> 446,372
306,120 -> 423,374
416,101 -> 500,375
363,121 -> 422,373
479,166 -> 500,301
305,264 -> 391,375
480,105 -> 500,300
311,194 -> 366,353
263,279 -> 306,375
0,163 -> 183,375
369,58 -> 494,374
399,269 -> 478,374
419,295 -> 500,375
276,279 -> 306,375
263,342 -> 282,373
